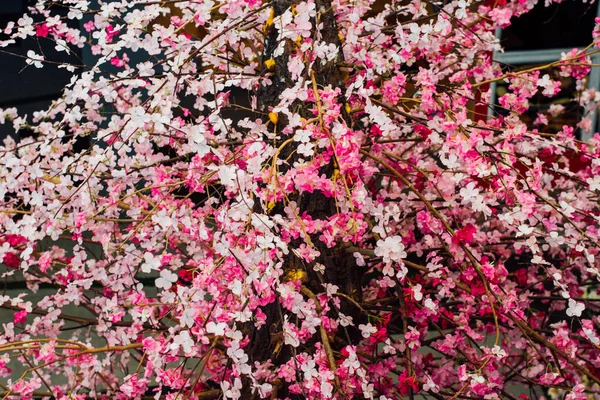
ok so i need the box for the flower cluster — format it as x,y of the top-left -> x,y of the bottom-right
0,0 -> 598,399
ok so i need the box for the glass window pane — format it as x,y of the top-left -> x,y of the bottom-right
501,2 -> 597,51
0,0 -> 23,13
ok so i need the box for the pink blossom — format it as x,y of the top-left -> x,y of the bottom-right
120,374 -> 148,397
35,24 -> 49,37
3,252 -> 19,269
13,310 -> 27,325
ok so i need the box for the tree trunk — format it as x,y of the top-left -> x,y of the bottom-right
243,0 -> 363,397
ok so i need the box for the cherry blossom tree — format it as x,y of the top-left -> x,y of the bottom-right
0,0 -> 599,399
